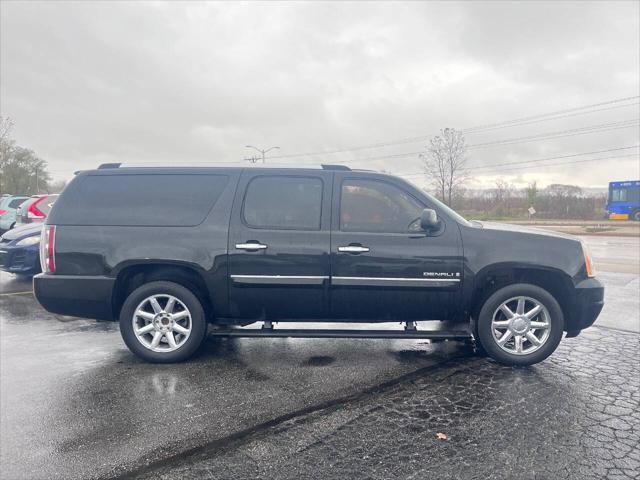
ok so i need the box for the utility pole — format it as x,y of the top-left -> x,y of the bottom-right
245,145 -> 280,163
35,166 -> 39,193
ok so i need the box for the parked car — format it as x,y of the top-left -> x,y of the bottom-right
0,195 -> 30,233
15,194 -> 58,226
0,222 -> 42,275
34,164 -> 603,365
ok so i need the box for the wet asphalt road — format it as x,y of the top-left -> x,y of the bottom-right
0,280 -> 466,480
140,328 -> 640,480
0,234 -> 638,479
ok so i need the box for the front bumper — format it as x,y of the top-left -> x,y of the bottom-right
565,277 -> 604,336
0,244 -> 40,274
33,274 -> 116,320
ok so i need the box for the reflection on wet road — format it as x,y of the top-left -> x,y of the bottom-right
0,290 -> 468,480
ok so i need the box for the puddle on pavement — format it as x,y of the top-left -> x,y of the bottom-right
303,355 -> 336,367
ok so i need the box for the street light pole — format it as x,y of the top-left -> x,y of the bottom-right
245,145 -> 280,163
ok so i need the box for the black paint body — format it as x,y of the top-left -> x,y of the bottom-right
34,166 -> 603,334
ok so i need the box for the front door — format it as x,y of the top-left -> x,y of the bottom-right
330,174 -> 463,321
228,170 -> 332,320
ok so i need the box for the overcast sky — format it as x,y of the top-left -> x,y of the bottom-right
1,1 -> 639,190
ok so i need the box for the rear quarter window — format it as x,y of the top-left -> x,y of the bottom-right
8,198 -> 27,209
49,174 -> 229,226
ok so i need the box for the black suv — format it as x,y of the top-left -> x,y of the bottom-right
34,164 -> 603,365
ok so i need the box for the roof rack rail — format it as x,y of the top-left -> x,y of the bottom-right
98,163 -> 121,169
321,164 -> 351,171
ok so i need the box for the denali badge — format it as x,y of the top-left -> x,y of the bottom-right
423,272 -> 461,278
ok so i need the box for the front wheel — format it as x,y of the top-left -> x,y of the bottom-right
476,283 -> 564,366
119,281 -> 207,363
632,210 -> 640,221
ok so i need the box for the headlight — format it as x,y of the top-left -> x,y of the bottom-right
580,240 -> 595,278
16,236 -> 40,247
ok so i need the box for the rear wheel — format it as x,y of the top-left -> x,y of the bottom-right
476,283 -> 564,366
632,210 -> 640,221
119,281 -> 207,363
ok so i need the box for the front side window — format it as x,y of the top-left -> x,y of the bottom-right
243,176 -> 323,230
340,179 -> 424,233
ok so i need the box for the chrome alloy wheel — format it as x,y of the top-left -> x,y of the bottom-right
491,296 -> 551,355
132,294 -> 192,353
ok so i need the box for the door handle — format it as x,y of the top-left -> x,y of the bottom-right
338,245 -> 370,253
235,242 -> 268,251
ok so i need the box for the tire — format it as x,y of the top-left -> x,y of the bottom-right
632,210 -> 640,222
476,283 -> 564,366
119,281 -> 207,363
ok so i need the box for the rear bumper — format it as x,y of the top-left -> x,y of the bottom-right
566,277 -> 604,336
33,274 -> 115,320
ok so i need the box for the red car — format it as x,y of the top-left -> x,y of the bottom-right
15,194 -> 58,226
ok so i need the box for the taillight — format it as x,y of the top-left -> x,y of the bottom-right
0,209 -> 6,216
40,225 -> 56,273
28,197 -> 47,219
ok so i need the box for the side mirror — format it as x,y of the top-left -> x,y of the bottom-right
420,208 -> 439,231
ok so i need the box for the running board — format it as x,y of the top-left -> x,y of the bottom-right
209,328 -> 472,340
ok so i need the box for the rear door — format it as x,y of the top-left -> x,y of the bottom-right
227,170 -> 332,320
330,173 -> 463,321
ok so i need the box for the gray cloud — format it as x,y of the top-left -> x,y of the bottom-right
1,1 -> 638,189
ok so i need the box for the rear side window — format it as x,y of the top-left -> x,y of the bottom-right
242,176 -> 323,230
8,198 -> 26,208
52,174 -> 228,226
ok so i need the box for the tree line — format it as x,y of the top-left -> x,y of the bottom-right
0,116 -> 60,195
421,128 -> 606,220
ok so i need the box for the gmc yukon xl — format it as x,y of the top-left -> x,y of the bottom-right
33,164 -> 604,365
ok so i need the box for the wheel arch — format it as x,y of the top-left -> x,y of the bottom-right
469,263 -> 575,329
111,261 -> 214,322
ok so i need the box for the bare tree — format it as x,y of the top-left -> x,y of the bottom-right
0,117 -> 13,145
492,178 -> 510,204
492,178 -> 515,215
0,117 -> 15,193
546,184 -> 583,198
421,128 -> 467,206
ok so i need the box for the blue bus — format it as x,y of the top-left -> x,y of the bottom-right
606,180 -> 640,221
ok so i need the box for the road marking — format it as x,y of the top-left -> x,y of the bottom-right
0,291 -> 33,297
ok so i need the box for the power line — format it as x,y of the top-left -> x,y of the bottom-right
398,154 -> 637,178
466,119 -> 639,149
468,145 -> 639,170
459,102 -> 639,135
273,115 -> 638,163
462,96 -> 640,133
474,153 -> 638,173
395,145 -> 640,177
44,96 -> 640,175
267,95 -> 640,160
333,120 -> 639,164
